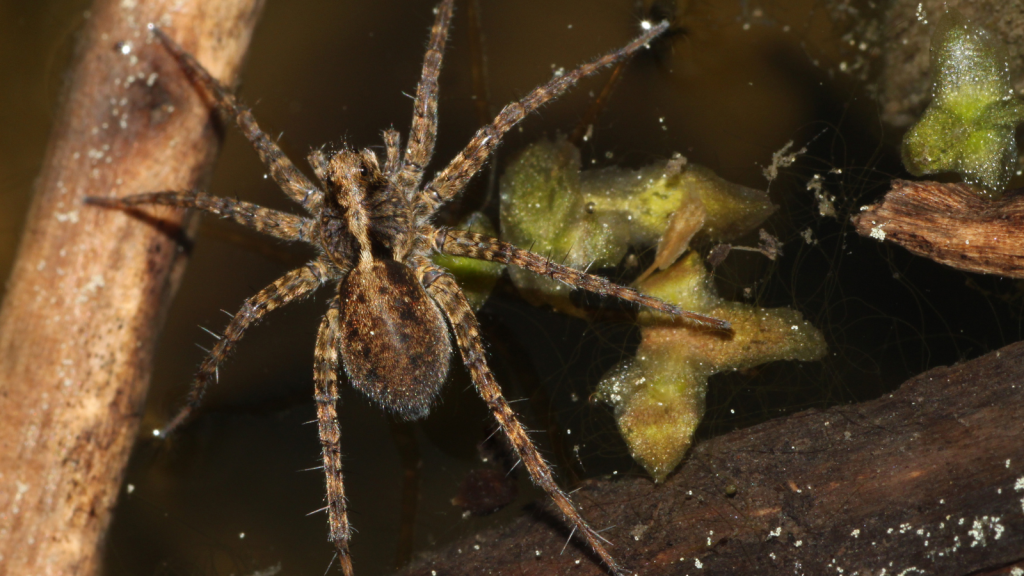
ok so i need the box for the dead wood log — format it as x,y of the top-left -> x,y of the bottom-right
851,179 -> 1024,278
0,1 -> 263,574
398,340 -> 1024,575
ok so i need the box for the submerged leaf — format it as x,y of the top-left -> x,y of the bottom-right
499,138 -> 775,315
595,253 -> 826,481
902,10 -> 1024,199
501,137 -> 822,481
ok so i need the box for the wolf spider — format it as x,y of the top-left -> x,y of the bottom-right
90,2 -> 729,574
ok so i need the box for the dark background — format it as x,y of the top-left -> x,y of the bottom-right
2,1 -> 1021,575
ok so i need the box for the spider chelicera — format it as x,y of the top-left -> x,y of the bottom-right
90,2 -> 729,574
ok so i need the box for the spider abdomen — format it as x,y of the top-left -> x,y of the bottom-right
338,259 -> 452,419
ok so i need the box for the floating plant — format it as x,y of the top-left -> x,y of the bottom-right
500,137 -> 777,316
500,138 -> 826,481
902,10 -> 1024,199
594,252 -> 826,481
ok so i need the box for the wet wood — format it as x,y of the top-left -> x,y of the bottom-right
0,1 -> 263,574
398,340 -> 1024,575
851,179 -> 1024,278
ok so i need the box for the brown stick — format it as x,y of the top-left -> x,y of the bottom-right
398,340 -> 1024,575
851,179 -> 1024,278
0,1 -> 263,574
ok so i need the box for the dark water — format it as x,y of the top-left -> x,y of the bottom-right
2,1 -> 1022,575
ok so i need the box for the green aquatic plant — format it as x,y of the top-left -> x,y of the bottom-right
594,252 -> 826,481
902,10 -> 1024,199
500,138 -> 776,316
499,137 -> 825,481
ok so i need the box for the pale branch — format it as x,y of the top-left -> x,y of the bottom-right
0,0 -> 264,574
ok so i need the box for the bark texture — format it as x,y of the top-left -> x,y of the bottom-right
0,1 -> 263,574
851,179 -> 1024,279
398,340 -> 1024,575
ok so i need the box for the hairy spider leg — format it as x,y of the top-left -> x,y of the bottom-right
313,297 -> 353,576
417,266 -> 625,575
412,20 -> 670,222
396,0 -> 454,194
382,129 -> 402,179
159,260 -> 334,437
435,228 -> 732,330
149,25 -> 324,213
86,192 -> 316,242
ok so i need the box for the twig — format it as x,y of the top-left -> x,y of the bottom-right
0,0 -> 263,573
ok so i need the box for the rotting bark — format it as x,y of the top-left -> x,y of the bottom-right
851,179 -> 1024,278
398,340 -> 1024,576
0,1 -> 263,574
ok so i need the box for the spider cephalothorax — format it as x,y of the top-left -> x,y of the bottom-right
89,2 -> 728,574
